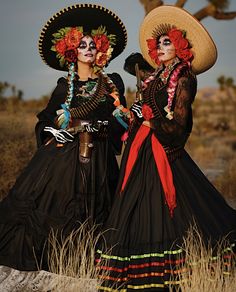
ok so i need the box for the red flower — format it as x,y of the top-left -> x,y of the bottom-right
175,38 -> 189,50
177,49 -> 193,61
64,28 -> 83,48
168,29 -> 183,42
55,39 -> 67,55
149,49 -> 158,60
95,52 -> 108,67
147,38 -> 157,50
64,48 -> 78,63
142,104 -> 154,121
147,39 -> 161,65
168,28 -> 192,62
93,34 -> 110,53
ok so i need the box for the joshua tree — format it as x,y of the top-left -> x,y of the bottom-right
139,0 -> 236,21
217,75 -> 236,128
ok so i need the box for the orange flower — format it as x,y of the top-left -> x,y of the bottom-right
93,34 -> 110,53
64,28 -> 83,48
95,52 -> 108,67
55,39 -> 67,55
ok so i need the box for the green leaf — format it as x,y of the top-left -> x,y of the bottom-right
51,45 -> 56,52
76,26 -> 83,33
59,56 -> 65,67
52,32 -> 62,38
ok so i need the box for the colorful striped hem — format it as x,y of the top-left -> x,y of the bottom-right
97,248 -> 183,261
98,280 -> 182,291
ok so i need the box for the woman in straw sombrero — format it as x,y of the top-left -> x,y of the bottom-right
0,4 -> 128,272
97,5 -> 236,291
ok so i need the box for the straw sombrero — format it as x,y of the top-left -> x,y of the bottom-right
139,5 -> 217,74
39,3 -> 127,71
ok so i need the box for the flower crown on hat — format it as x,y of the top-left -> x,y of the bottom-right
51,25 -> 116,72
147,25 -> 193,66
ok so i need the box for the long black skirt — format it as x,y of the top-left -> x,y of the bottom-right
97,133 -> 236,291
0,136 -> 118,271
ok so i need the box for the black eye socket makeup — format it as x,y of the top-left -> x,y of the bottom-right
78,41 -> 87,49
157,37 -> 172,49
78,40 -> 96,50
89,42 -> 96,50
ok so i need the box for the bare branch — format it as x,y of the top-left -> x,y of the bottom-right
194,3 -> 236,21
175,0 -> 187,8
194,4 -> 217,21
139,0 -> 163,15
213,11 -> 236,20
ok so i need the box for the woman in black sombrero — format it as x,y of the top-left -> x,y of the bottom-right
0,4 -> 128,272
97,5 -> 236,291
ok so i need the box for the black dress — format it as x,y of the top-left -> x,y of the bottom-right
97,64 -> 236,291
0,73 -> 126,271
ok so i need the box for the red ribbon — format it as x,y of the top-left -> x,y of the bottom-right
120,124 -> 176,217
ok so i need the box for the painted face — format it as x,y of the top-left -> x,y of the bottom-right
77,35 -> 97,64
157,35 -> 176,66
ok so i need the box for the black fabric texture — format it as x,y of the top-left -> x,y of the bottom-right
0,73 -> 126,271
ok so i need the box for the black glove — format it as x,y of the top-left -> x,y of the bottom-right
124,52 -> 154,76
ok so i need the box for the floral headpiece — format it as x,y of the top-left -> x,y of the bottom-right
51,25 -> 116,72
147,27 -> 193,66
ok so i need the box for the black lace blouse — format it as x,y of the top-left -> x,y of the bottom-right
144,66 -> 197,149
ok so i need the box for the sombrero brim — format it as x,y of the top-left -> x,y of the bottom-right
39,4 -> 127,71
139,5 -> 217,75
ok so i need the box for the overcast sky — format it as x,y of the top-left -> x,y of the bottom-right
0,0 -> 236,99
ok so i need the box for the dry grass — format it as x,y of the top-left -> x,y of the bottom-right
0,112 -> 36,199
46,221 -> 109,292
169,226 -> 236,292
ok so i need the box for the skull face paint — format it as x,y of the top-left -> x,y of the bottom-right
157,35 -> 176,66
77,35 -> 97,64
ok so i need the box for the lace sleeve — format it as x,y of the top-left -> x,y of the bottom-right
152,75 -> 197,146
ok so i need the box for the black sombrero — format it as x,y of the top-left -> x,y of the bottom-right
38,3 -> 127,71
